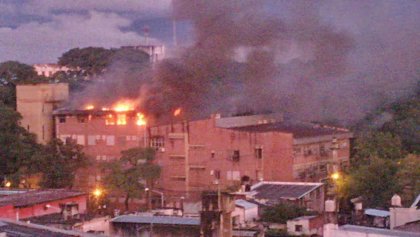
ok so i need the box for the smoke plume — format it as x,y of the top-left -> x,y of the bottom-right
72,0 -> 420,125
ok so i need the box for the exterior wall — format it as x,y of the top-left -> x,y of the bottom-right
16,83 -> 69,144
292,136 -> 351,181
390,207 -> 420,229
287,217 -> 323,236
111,223 -> 199,237
55,111 -> 147,190
149,118 -> 295,201
0,195 -> 87,220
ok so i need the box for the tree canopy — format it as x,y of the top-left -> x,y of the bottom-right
103,147 -> 161,211
261,203 -> 317,224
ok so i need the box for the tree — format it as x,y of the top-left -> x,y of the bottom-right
58,47 -> 116,75
396,154 -> 420,205
347,157 -> 400,208
37,139 -> 88,188
0,61 -> 42,107
261,203 -> 317,224
352,131 -> 405,167
103,147 -> 161,211
0,103 -> 41,186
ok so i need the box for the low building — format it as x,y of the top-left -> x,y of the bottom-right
33,64 -> 71,77
324,223 -> 420,237
232,199 -> 259,227
244,181 -> 325,212
0,189 -> 87,220
110,214 -> 200,237
286,215 -> 323,236
0,218 -> 100,237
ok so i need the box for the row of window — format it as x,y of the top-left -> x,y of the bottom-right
294,141 -> 348,157
60,134 -> 140,146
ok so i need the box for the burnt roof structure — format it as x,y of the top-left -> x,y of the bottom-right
0,189 -> 86,208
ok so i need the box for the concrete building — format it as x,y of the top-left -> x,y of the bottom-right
33,64 -> 71,77
17,83 -> 69,144
323,223 -> 420,237
0,189 -> 87,220
121,44 -> 165,63
286,215 -> 323,236
232,199 -> 259,227
53,112 -> 352,203
241,181 -> 325,212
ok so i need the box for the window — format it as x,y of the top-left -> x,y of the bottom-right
116,114 -> 127,125
211,150 -> 215,158
106,135 -> 115,146
227,171 -> 240,180
150,136 -> 165,150
255,147 -> 263,159
232,150 -> 240,162
58,116 -> 66,123
295,225 -> 303,232
87,135 -> 96,146
77,116 -> 86,123
116,136 -> 126,145
214,170 -> 221,179
76,135 -> 85,145
105,114 -> 115,125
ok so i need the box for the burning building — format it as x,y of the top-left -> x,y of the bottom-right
53,106 -> 352,204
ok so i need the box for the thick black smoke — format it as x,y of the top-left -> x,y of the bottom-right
71,0 -> 420,125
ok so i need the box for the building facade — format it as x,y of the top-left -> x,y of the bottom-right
53,112 -> 352,203
17,83 -> 69,144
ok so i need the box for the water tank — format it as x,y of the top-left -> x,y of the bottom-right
391,194 -> 402,207
325,200 -> 336,212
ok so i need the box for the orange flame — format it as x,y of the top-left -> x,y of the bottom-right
136,113 -> 146,126
85,104 -> 95,110
112,99 -> 136,112
174,108 -> 182,117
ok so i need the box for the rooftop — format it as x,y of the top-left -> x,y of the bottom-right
0,189 -> 86,208
339,224 -> 420,237
235,199 -> 258,210
111,215 -> 200,226
249,181 -> 324,201
364,208 -> 390,218
230,121 -> 351,138
0,218 -> 98,237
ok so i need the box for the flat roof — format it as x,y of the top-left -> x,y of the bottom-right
364,208 -> 390,218
340,224 -> 420,237
250,181 -> 323,201
111,215 -> 200,226
0,189 -> 86,208
235,199 -> 258,210
230,121 -> 351,138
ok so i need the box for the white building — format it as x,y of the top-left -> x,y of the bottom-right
232,199 -> 259,227
33,64 -> 71,77
287,215 -> 323,236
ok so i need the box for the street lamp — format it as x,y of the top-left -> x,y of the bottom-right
331,172 -> 340,181
5,181 -> 11,188
93,188 -> 102,198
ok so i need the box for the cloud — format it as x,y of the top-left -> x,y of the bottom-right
0,11 -> 159,64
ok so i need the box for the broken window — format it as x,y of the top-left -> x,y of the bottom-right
150,136 -> 165,150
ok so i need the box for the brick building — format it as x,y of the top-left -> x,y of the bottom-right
0,189 -> 87,220
53,111 -> 352,205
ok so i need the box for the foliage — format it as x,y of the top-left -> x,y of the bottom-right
103,147 -> 161,211
0,103 -> 41,186
261,203 -> 317,224
37,139 -> 88,188
396,154 -> 420,205
58,47 -> 116,75
0,61 -> 43,107
345,157 -> 400,208
352,131 -> 404,167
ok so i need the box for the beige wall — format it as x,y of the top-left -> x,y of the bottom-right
16,83 -> 69,144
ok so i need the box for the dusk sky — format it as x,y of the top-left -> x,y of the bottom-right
1,0 -> 418,65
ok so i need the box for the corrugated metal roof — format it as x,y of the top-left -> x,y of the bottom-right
232,229 -> 258,237
251,182 -> 323,200
364,208 -> 390,217
340,224 -> 420,237
0,189 -> 86,207
235,200 -> 258,210
111,215 -> 200,226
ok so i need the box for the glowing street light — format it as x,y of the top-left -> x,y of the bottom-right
93,188 -> 102,198
331,172 -> 340,181
5,181 -> 11,188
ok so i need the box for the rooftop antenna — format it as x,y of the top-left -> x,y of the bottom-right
143,26 -> 150,45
